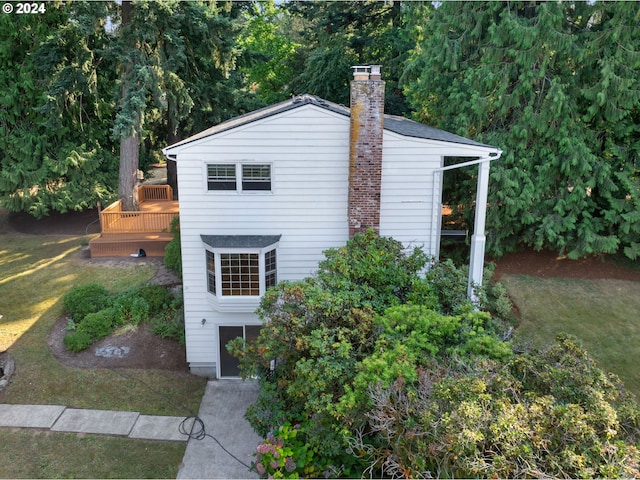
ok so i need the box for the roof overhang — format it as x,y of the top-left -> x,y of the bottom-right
200,235 -> 282,249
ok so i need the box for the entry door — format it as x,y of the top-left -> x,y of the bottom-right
219,325 -> 261,378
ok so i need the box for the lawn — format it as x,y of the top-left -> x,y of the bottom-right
502,274 -> 640,399
0,210 -> 206,478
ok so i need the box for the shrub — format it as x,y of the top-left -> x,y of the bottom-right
253,422 -> 356,479
424,259 -> 473,314
62,283 -> 110,322
357,336 -> 640,479
112,290 -> 150,326
150,306 -> 185,344
63,331 -> 93,352
164,216 -> 182,275
317,229 -> 430,313
137,284 -> 175,316
77,308 -> 117,341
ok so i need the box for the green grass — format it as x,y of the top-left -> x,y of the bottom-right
0,430 -> 186,478
0,211 -> 207,478
502,274 -> 640,398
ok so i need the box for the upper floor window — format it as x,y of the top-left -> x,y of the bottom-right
207,164 -> 236,191
207,163 -> 271,192
242,165 -> 271,191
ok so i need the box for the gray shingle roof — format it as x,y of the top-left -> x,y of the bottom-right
201,235 -> 281,249
165,94 -> 495,150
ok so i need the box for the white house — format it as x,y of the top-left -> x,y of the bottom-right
163,65 -> 502,378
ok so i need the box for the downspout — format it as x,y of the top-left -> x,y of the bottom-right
432,150 -> 502,301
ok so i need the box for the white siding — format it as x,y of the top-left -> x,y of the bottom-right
380,131 -> 499,256
174,105 -> 351,373
168,103 -> 499,376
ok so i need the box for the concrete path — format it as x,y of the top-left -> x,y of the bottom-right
177,380 -> 261,479
0,380 -> 262,479
0,403 -> 193,442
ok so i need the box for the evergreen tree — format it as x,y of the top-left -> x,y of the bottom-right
109,0 -> 246,205
0,0 -> 247,214
0,2 -> 118,217
404,1 -> 640,258
285,0 -> 412,115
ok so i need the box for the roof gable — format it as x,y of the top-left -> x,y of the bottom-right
163,94 -> 497,153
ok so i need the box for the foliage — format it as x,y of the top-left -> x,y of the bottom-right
150,292 -> 185,345
238,1 -> 301,104
0,1 -> 249,216
111,291 -> 150,326
316,229 -> 431,312
164,216 -> 182,275
136,284 -> 176,316
231,232 -> 640,478
358,335 -> 640,479
62,283 -> 111,323
252,422 -> 340,479
284,1 -> 411,115
335,305 -> 512,436
0,2 -> 119,217
62,331 -> 93,352
231,232 -> 511,475
77,308 -> 118,341
62,282 -> 182,351
404,1 -> 640,259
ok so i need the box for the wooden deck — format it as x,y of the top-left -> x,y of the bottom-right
89,185 -> 179,258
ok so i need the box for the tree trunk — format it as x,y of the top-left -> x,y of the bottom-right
166,98 -> 179,200
119,130 -> 139,210
117,0 -> 139,211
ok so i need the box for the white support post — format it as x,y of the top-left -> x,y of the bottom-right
468,158 -> 491,301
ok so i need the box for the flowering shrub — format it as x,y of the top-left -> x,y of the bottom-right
253,423 -> 330,479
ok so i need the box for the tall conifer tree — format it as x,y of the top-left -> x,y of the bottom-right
404,1 -> 640,258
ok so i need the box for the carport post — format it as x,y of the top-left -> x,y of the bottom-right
468,158 -> 491,301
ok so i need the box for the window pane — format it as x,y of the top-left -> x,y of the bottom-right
220,253 -> 260,296
208,164 -> 236,191
242,164 -> 271,191
206,250 -> 216,294
265,249 -> 277,288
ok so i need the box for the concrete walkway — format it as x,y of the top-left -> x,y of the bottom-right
0,380 -> 261,479
177,381 -> 261,479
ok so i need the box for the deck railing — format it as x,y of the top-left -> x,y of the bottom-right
99,186 -> 177,234
138,185 -> 173,202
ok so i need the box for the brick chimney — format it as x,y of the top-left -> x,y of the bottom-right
348,65 -> 385,237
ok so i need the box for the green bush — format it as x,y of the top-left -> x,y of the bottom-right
62,283 -> 111,322
164,216 -> 182,275
358,336 -> 640,479
61,282 -> 184,353
63,331 -> 93,352
77,308 -> 117,341
424,259 -> 473,314
150,307 -> 185,345
252,422 -> 349,479
137,284 -> 175,316
112,291 -> 150,326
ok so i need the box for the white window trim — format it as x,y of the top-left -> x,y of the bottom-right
204,244 -> 279,312
205,161 -> 273,194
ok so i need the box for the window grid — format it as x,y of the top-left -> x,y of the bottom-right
242,164 -> 271,191
265,249 -> 277,288
207,164 -> 236,190
206,250 -> 216,294
220,253 -> 260,296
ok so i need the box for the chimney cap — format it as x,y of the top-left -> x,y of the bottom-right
351,65 -> 382,81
